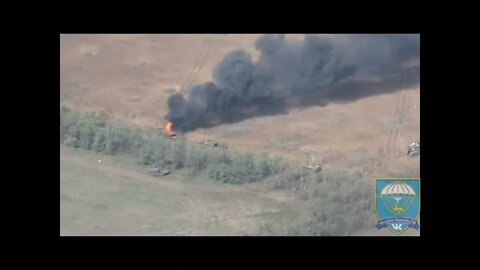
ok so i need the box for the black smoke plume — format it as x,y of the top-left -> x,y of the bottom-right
166,34 -> 419,132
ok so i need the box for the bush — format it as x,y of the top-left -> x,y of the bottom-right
291,172 -> 374,236
273,167 -> 300,189
229,153 -> 256,182
207,163 -> 241,184
185,145 -> 209,172
91,128 -> 107,153
61,109 -> 114,151
137,136 -> 171,167
138,140 -> 157,166
257,154 -> 282,178
60,106 -> 77,142
172,138 -> 187,169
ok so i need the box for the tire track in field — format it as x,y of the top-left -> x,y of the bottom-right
386,75 -> 403,155
392,68 -> 409,157
178,35 -> 211,93
184,35 -> 214,91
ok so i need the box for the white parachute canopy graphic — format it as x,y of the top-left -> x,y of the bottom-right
381,182 -> 416,196
380,182 -> 416,215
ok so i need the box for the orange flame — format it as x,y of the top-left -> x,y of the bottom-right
165,121 -> 174,135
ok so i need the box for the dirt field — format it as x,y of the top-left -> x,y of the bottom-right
60,34 -> 420,236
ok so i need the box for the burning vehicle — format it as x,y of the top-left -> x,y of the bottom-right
164,121 -> 176,139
